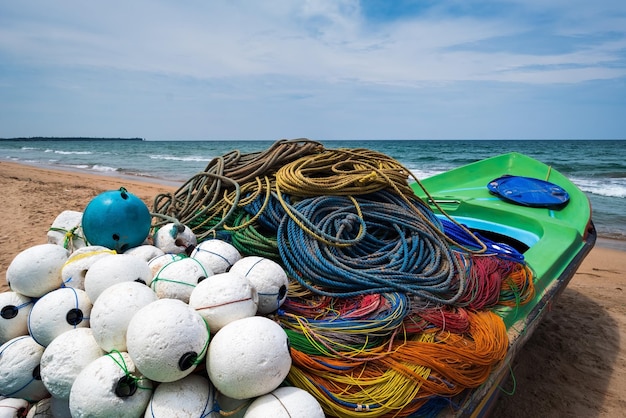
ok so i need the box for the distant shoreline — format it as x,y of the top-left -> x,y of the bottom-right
0,136 -> 144,141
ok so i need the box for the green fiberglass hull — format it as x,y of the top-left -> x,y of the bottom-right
410,152 -> 596,417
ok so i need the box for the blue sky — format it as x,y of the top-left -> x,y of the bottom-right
1,0 -> 625,140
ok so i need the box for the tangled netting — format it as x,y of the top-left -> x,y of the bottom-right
151,138 -> 535,417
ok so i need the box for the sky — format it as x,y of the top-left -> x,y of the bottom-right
1,0 -> 625,140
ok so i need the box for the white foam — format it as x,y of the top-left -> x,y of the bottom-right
149,154 -> 211,162
572,177 -> 626,198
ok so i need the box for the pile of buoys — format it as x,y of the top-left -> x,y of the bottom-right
1,187 -> 323,418
1,140 -> 535,418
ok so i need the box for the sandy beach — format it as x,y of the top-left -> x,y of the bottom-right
1,160 -> 624,417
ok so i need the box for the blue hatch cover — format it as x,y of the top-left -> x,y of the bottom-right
487,175 -> 570,208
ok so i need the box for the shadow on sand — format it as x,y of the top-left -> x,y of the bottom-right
491,287 -> 619,417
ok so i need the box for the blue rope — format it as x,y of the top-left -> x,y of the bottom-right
439,218 -> 525,263
277,191 -> 466,304
243,191 -> 291,232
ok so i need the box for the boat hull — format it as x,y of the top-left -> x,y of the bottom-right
411,152 -> 596,416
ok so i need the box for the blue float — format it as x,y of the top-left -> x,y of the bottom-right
82,187 -> 151,252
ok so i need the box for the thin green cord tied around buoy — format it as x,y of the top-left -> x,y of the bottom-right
107,350 -> 153,395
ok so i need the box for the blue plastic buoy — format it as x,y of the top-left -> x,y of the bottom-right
82,187 -> 151,252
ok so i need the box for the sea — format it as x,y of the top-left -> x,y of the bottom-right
1,139 -> 625,243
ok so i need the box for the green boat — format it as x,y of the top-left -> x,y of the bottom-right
410,151 -> 596,417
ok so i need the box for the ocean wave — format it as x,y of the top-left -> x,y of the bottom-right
54,150 -> 93,155
572,177 -> 626,198
91,164 -> 118,172
149,154 -> 211,162
403,165 -> 445,180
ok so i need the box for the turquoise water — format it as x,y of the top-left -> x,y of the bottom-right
1,139 -> 624,240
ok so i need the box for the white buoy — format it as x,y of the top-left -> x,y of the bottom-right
123,244 -> 165,263
153,223 -> 197,254
145,374 -> 217,417
243,386 -> 325,418
206,316 -> 291,400
0,397 -> 30,418
189,272 -> 258,333
69,351 -> 153,418
0,291 -> 33,345
61,245 -> 116,290
83,253 -> 152,303
229,256 -> 289,314
150,256 -> 212,303
40,328 -> 104,400
147,253 -> 184,277
28,287 -> 92,347
190,239 -> 241,274
6,244 -> 69,298
90,281 -> 157,352
126,299 -> 210,383
47,210 -> 87,252
0,336 -> 49,402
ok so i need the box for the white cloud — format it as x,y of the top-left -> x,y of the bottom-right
0,1 -> 624,139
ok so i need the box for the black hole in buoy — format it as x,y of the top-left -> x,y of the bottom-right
66,308 -> 84,325
120,190 -> 129,200
197,276 -> 207,283
33,365 -> 41,380
112,234 -> 120,241
1,305 -> 18,319
115,375 -> 137,397
278,285 -> 287,301
175,224 -> 185,233
135,278 -> 146,285
185,244 -> 196,256
179,351 -> 197,371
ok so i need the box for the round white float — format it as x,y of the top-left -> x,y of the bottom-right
206,316 -> 291,400
47,210 -> 87,252
229,256 -> 289,314
28,287 -> 92,347
69,351 -> 153,418
153,223 -> 197,254
126,298 -> 210,383
147,253 -> 184,277
0,336 -> 49,402
61,245 -> 115,290
6,244 -> 69,297
243,386 -> 325,418
123,244 -> 165,263
0,291 -> 33,345
90,281 -> 157,352
189,271 -> 258,333
145,374 -> 217,417
40,328 -> 104,400
190,239 -> 241,274
83,253 -> 152,303
150,256 -> 212,303
0,397 -> 30,418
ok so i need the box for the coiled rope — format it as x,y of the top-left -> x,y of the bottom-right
277,190 -> 467,303
152,139 -> 322,240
